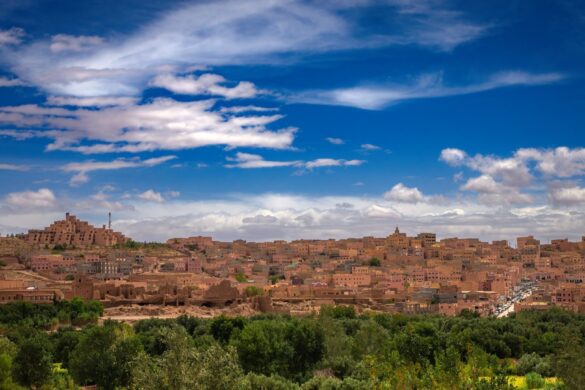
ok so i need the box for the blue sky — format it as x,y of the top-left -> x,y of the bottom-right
0,0 -> 583,242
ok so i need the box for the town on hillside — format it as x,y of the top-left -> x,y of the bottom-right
1,213 -> 584,320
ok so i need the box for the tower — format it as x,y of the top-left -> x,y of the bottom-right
108,212 -> 111,230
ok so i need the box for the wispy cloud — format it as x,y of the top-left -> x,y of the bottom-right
325,137 -> 345,145
150,73 -> 258,99
0,27 -> 25,46
293,71 -> 564,110
0,163 -> 29,171
46,96 -> 138,107
138,189 -> 165,203
62,155 -> 176,186
7,0 -> 488,97
0,77 -> 26,87
360,143 -> 382,151
225,152 -> 364,170
50,34 -> 103,53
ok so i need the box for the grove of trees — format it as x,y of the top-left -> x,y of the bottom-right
0,302 -> 584,389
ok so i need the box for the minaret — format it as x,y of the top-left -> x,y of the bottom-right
108,212 -> 112,230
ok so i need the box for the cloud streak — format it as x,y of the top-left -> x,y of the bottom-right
225,152 -> 364,169
62,155 -> 176,186
7,0 -> 488,97
293,71 -> 564,110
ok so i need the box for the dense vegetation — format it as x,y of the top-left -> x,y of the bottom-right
112,240 -> 170,250
1,303 -> 584,389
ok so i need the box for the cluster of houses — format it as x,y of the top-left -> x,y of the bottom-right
1,214 -> 585,316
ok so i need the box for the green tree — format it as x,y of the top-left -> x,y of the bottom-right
234,319 -> 324,381
351,320 -> 389,359
132,327 -> 243,390
12,335 -> 53,389
552,336 -> 585,390
69,322 -> 142,390
320,316 -> 355,378
238,372 -> 298,390
234,320 -> 294,378
210,315 -> 245,345
52,329 -> 81,368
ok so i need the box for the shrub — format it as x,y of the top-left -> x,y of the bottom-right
244,286 -> 264,297
525,372 -> 545,389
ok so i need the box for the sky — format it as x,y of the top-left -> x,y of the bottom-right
0,0 -> 583,243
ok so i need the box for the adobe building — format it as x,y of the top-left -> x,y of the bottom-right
25,213 -> 128,247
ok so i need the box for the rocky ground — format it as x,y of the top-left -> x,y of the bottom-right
101,302 -> 261,324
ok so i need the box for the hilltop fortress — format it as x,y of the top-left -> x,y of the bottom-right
24,213 -> 128,248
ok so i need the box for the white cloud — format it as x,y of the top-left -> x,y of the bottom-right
150,73 -> 258,99
453,172 -> 464,182
73,188 -> 134,212
225,153 -> 364,169
304,158 -> 364,169
460,174 -> 532,205
549,185 -> 585,206
219,106 -> 278,114
516,147 -> 585,178
0,99 -> 296,153
442,146 -> 585,184
440,146 -> 585,206
295,71 -> 564,110
325,137 -> 345,145
440,147 -> 532,186
225,153 -> 300,169
138,189 -> 165,203
46,96 -> 138,107
50,34 -> 104,53
384,183 -> 424,203
440,148 -> 467,166
0,130 -> 38,140
385,0 -> 488,51
62,155 -> 176,186
466,154 -> 532,186
461,175 -> 500,193
360,143 -> 381,151
0,27 -> 24,46
5,188 -> 56,209
242,214 -> 279,224
0,163 -> 28,171
0,77 -> 26,87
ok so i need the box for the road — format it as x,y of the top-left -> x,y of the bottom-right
496,285 -> 535,318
